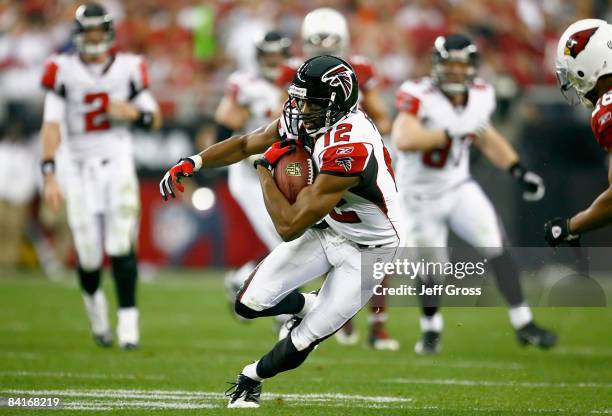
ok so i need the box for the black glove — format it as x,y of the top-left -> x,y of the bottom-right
544,217 -> 580,247
509,162 -> 545,202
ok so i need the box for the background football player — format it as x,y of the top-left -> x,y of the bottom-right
392,34 -> 557,354
545,20 -> 612,246
160,56 -> 403,408
277,7 -> 397,350
214,31 -> 290,318
40,3 -> 161,349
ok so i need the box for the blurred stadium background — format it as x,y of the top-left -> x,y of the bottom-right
2,0 -> 612,275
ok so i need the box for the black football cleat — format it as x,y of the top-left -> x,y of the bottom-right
414,331 -> 441,355
120,342 -> 139,351
93,332 -> 112,348
516,322 -> 558,349
226,374 -> 262,408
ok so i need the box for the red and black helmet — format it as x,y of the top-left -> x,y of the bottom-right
283,55 -> 359,137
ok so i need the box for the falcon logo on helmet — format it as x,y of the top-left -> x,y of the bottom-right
564,27 -> 599,58
321,64 -> 354,100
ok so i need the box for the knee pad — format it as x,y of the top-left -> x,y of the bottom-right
76,247 -> 103,272
77,266 -> 101,295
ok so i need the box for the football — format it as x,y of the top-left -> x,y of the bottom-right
273,143 -> 315,203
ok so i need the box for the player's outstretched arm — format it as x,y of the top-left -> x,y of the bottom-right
570,152 -> 612,233
256,168 -> 359,241
478,125 -> 545,202
391,112 -> 447,151
544,152 -> 612,246
159,119 -> 280,199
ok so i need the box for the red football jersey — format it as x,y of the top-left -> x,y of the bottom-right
591,89 -> 612,151
276,55 -> 378,93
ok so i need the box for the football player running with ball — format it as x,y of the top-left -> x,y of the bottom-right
40,3 -> 161,349
277,7 -> 397,350
160,56 -> 403,408
545,20 -> 612,245
392,34 -> 557,354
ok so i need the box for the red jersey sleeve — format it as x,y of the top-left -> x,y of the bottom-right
592,93 -> 612,150
319,143 -> 372,176
395,90 -> 421,116
276,63 -> 298,88
349,56 -> 378,92
41,58 -> 60,93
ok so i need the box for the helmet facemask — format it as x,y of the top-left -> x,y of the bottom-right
431,36 -> 478,95
303,34 -> 344,59
283,86 -> 342,138
255,32 -> 290,82
74,4 -> 114,59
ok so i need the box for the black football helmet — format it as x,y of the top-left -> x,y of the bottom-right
283,55 -> 358,138
73,3 -> 114,57
255,31 -> 291,82
431,34 -> 479,95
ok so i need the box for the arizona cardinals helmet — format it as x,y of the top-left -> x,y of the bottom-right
255,31 -> 291,82
283,55 -> 358,138
431,34 -> 479,95
301,8 -> 349,58
73,3 -> 114,57
555,19 -> 612,106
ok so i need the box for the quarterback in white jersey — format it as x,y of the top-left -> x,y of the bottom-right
393,34 -> 556,354
214,31 -> 288,304
40,3 -> 161,349
160,56 -> 402,408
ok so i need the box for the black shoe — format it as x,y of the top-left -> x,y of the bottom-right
414,331 -> 441,355
516,322 -> 558,349
121,342 -> 139,350
226,374 -> 262,408
93,332 -> 112,348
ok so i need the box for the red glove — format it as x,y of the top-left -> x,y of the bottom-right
254,141 -> 295,171
159,158 -> 195,200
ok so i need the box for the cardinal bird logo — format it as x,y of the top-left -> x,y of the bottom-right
321,64 -> 354,98
565,27 -> 599,58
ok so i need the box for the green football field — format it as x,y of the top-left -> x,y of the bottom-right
1,270 -> 611,415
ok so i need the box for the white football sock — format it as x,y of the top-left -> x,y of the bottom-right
82,290 -> 110,335
508,303 -> 533,329
117,307 -> 139,346
420,312 -> 443,333
242,361 -> 263,382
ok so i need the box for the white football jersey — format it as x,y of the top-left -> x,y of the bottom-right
226,70 -> 283,135
394,77 -> 496,194
280,110 -> 403,246
41,52 -> 157,161
224,69 -> 284,184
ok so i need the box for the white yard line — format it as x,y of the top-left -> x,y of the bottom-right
0,371 -> 164,380
385,377 -> 612,389
0,388 -> 412,409
554,346 -> 612,357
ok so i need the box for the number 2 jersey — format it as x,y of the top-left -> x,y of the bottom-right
41,52 -> 158,161
279,110 -> 403,246
394,77 -> 496,195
